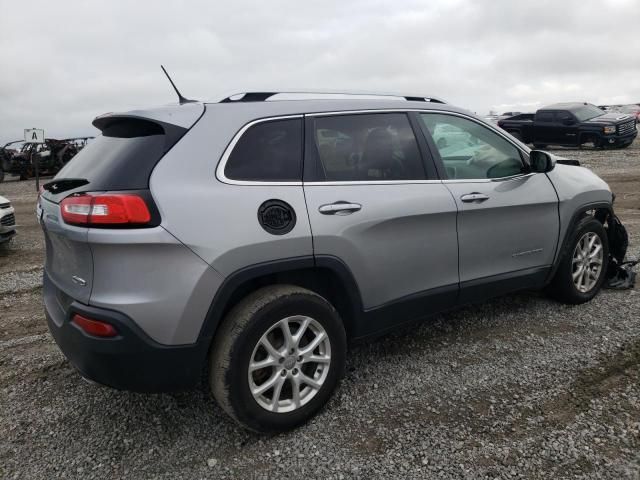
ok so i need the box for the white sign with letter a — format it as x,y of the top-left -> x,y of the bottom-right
24,128 -> 45,143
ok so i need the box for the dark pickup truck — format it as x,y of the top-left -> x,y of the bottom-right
498,102 -> 637,149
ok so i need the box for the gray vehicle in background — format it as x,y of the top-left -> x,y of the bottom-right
40,91 -> 614,432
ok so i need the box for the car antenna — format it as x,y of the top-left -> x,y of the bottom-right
161,65 -> 196,104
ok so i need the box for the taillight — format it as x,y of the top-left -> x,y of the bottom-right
60,193 -> 151,227
72,314 -> 118,337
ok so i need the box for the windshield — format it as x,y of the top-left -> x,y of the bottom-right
573,105 -> 605,122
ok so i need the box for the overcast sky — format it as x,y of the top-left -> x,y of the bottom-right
1,0 -> 639,144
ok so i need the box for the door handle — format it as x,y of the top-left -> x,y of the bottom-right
318,201 -> 362,215
460,192 -> 490,203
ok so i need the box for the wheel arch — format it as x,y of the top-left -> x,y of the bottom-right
198,256 -> 364,345
579,131 -> 602,146
546,202 -> 612,284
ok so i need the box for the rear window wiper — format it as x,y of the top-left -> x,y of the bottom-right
42,178 -> 89,194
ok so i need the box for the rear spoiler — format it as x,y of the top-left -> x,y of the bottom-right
93,103 -> 204,131
91,116 -> 188,154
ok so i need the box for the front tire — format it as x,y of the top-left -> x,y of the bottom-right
547,217 -> 609,304
210,285 -> 347,433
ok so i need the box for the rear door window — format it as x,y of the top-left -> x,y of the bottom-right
224,118 -> 303,181
536,111 -> 554,123
556,111 -> 573,123
311,113 -> 425,181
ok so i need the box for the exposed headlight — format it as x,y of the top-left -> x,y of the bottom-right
603,125 -> 616,134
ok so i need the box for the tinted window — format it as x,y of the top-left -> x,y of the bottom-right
313,113 -> 425,181
573,104 -> 605,121
225,118 -> 302,181
536,111 -> 554,122
54,118 -> 176,193
420,113 -> 524,180
556,111 -> 573,122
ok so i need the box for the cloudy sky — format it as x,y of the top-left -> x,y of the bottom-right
1,0 -> 639,144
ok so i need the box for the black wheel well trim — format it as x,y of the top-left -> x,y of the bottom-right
545,201 -> 612,284
579,131 -> 601,142
197,255 -> 364,345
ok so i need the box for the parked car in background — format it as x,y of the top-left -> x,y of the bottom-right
497,111 -> 522,122
0,141 -> 25,182
0,195 -> 16,243
0,137 -> 92,182
498,102 -> 637,149
432,123 -> 479,149
483,113 -> 499,125
41,91 -> 615,433
616,104 -> 640,123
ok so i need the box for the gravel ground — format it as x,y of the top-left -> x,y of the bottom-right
1,141 -> 639,480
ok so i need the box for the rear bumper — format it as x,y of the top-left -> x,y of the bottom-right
44,272 -> 208,392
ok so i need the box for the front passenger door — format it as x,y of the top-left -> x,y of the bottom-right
418,113 -> 560,302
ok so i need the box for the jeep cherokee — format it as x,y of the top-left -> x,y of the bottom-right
40,91 -> 614,432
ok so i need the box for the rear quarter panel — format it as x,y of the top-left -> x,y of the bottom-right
149,105 -> 313,277
88,227 -> 223,345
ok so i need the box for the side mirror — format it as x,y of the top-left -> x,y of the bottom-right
529,150 -> 555,173
562,118 -> 576,126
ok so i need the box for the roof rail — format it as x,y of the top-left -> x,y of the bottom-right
219,90 -> 446,104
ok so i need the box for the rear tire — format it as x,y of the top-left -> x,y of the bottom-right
547,217 -> 609,304
210,285 -> 347,433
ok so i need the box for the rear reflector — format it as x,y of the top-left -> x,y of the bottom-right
61,193 -> 151,226
72,314 -> 118,337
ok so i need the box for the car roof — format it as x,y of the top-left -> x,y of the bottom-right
94,92 -> 481,131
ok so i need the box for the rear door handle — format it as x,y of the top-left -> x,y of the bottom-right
318,202 -> 362,215
460,193 -> 490,203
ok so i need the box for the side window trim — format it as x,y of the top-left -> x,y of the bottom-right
407,112 -> 439,180
415,112 -> 531,182
216,114 -> 304,186
409,111 -> 448,180
303,111 -> 437,184
218,110 -> 531,185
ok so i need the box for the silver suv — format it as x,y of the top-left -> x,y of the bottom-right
40,92 -> 613,432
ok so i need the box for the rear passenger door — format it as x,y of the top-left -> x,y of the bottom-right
303,112 -> 459,334
533,111 -> 556,145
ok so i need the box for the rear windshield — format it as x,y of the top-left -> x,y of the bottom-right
52,118 -> 185,193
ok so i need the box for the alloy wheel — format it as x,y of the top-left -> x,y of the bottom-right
571,231 -> 604,293
248,316 -> 331,413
